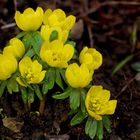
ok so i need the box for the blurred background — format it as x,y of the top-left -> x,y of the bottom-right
1,0 -> 140,139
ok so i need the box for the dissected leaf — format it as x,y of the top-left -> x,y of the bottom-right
31,31 -> 44,56
65,40 -> 76,47
24,48 -> 35,57
55,69 -> 64,89
16,31 -> 27,39
0,81 -> 7,97
52,87 -> 72,99
70,89 -> 81,110
59,69 -> 67,84
28,89 -> 34,104
80,89 -> 86,113
49,30 -> 58,42
97,121 -> 103,140
6,75 -> 19,94
42,83 -> 49,95
21,88 -> 28,103
33,85 -> 43,100
70,111 -> 87,126
85,117 -> 97,139
102,116 -> 111,133
45,67 -> 55,90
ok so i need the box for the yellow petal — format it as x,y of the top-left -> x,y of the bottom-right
19,57 -> 32,77
0,54 -> 17,80
61,15 -> 76,31
53,9 -> 66,21
15,7 -> 43,31
32,60 -> 42,73
65,64 -> 80,88
43,9 -> 52,25
87,110 -> 102,120
62,44 -> 74,61
16,77 -> 27,87
3,38 -> 25,59
29,70 -> 46,84
102,100 -> 117,115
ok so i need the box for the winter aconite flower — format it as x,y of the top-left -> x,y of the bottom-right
43,9 -> 76,31
41,25 -> 68,43
65,63 -> 93,88
0,54 -> 17,80
79,47 -> 102,70
16,57 -> 46,87
3,38 -> 25,59
15,7 -> 43,31
85,85 -> 117,120
40,40 -> 74,68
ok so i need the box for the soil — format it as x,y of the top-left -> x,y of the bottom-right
1,0 -> 140,140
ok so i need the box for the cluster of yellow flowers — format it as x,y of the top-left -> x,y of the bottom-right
0,7 -> 117,137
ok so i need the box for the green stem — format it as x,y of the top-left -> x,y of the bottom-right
39,95 -> 46,116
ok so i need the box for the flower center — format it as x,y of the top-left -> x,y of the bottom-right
89,98 -> 101,112
25,68 -> 34,81
52,53 -> 61,61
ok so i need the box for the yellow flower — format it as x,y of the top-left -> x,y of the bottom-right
15,7 -> 43,31
0,54 -> 17,80
79,47 -> 102,70
16,57 -> 46,87
41,25 -> 68,43
85,85 -> 117,120
40,40 -> 74,68
65,63 -> 92,88
43,9 -> 76,31
3,38 -> 25,59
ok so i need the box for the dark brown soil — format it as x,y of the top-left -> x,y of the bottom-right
1,0 -> 140,139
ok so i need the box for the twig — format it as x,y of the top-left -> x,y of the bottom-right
13,0 -> 17,11
115,76 -> 135,99
81,1 -> 140,17
1,23 -> 16,30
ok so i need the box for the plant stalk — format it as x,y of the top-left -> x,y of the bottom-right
39,95 -> 46,116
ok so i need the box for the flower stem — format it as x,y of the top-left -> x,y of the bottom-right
39,95 -> 46,116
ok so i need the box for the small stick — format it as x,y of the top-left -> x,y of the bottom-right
1,23 -> 16,30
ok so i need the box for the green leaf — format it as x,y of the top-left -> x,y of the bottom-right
31,31 -> 44,56
7,77 -> 19,94
131,62 -> 140,72
102,116 -> 111,133
33,85 -> 43,100
55,69 -> 64,89
59,69 -> 67,84
45,68 -> 55,90
130,24 -> 137,52
70,89 -> 81,110
52,87 -> 72,99
16,31 -> 27,39
0,81 -> 7,97
65,40 -> 76,47
80,89 -> 86,113
97,121 -> 103,140
22,32 -> 32,50
22,32 -> 44,56
28,89 -> 34,104
112,54 -> 134,75
24,48 -> 35,57
49,30 -> 58,42
42,83 -> 49,95
21,88 -> 28,103
70,111 -> 87,126
85,117 -> 97,139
